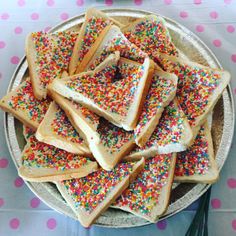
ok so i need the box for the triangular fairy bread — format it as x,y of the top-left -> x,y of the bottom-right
50,53 -> 155,131
112,153 -> 176,222
70,8 -> 124,74
48,88 -> 135,171
156,53 -> 231,129
19,135 -> 97,182
175,122 -> 219,183
36,101 -> 91,156
26,31 -> 78,99
56,158 -> 145,227
122,15 -> 179,64
0,78 -> 50,130
84,25 -> 150,71
127,99 -> 193,158
134,67 -> 178,147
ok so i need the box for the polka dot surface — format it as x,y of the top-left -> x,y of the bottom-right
196,24 -> 205,32
9,218 -> 20,230
210,11 -> 218,19
134,0 -> 143,5
227,178 -> 236,188
30,197 -> 40,208
47,218 -> 57,230
213,39 -> 222,47
17,0 -> 25,7
227,25 -> 235,33
180,11 -> 188,18
164,0 -> 172,5
10,56 -> 20,65
60,12 -> 69,21
105,0 -> 113,6
14,177 -> 24,188
156,220 -> 167,230
14,26 -> 23,34
0,198 -> 4,207
211,198 -> 222,209
76,0 -> 84,6
194,0 -> 202,4
47,0 -> 55,7
31,13 -> 39,20
231,54 -> 236,63
0,158 -> 8,168
1,13 -> 10,20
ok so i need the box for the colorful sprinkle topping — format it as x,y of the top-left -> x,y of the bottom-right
70,99 -> 100,128
175,126 -> 210,176
78,17 -> 111,63
23,126 -> 35,140
88,32 -> 147,70
158,55 -> 221,126
51,104 -> 84,144
134,74 -> 176,138
124,17 -> 178,64
114,155 -> 172,216
66,60 -> 144,117
31,31 -> 78,88
97,118 -> 134,154
61,161 -> 137,213
8,79 -> 50,123
22,136 -> 90,170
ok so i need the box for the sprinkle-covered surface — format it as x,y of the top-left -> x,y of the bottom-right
135,101 -> 186,151
123,17 -> 178,64
23,126 -> 35,141
70,100 -> 100,128
97,118 -> 133,154
31,31 -> 78,88
22,136 -> 90,170
7,79 -> 50,124
175,126 -> 210,176
114,154 -> 172,217
60,161 -> 138,214
51,104 -> 84,144
158,55 -> 221,126
77,16 -> 111,64
134,74 -> 176,138
65,60 -> 144,117
87,32 -> 147,70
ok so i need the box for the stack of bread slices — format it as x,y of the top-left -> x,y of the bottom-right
0,8 -> 230,227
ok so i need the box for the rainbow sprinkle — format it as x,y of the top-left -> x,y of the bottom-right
77,17 -> 111,63
97,118 -> 134,154
175,126 -> 210,176
8,79 -> 50,123
31,31 -> 78,88
114,154 -> 172,216
66,60 -> 144,117
51,104 -> 84,144
124,17 -> 178,64
23,126 -> 35,140
22,136 -> 91,170
134,74 -> 176,138
157,55 -> 221,126
61,161 -> 138,213
87,32 -> 147,70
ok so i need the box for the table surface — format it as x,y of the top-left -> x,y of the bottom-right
0,0 -> 236,235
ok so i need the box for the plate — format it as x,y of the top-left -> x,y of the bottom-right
4,8 -> 235,228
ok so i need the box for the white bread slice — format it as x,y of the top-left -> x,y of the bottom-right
36,101 -> 91,156
127,99 -> 193,158
56,158 -> 145,227
26,31 -> 78,99
18,135 -> 97,182
0,78 -> 51,130
156,53 -> 231,128
69,8 -> 124,75
122,14 -> 178,64
84,25 -> 149,71
112,153 -> 176,222
23,126 -> 35,141
48,88 -> 136,170
134,67 -> 178,147
174,122 -> 219,183
48,89 -> 136,171
50,53 -> 155,131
